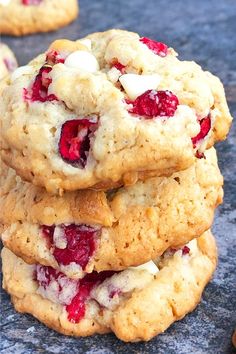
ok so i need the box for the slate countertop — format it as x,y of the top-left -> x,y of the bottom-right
1,0 -> 236,353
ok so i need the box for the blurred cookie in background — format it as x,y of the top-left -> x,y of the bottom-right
0,0 -> 79,36
0,42 -> 17,80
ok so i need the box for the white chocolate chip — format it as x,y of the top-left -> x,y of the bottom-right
53,226 -> 67,249
78,39 -> 92,50
64,50 -> 99,72
107,67 -> 121,83
11,65 -> 34,82
60,263 -> 83,279
129,260 -> 159,275
119,73 -> 161,100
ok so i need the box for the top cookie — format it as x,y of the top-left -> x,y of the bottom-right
0,30 -> 232,193
0,43 -> 17,80
0,0 -> 79,36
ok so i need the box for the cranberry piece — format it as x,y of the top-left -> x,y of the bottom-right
66,271 -> 116,323
53,225 -> 97,269
128,89 -> 179,118
191,115 -> 211,148
46,50 -> 65,65
84,270 -> 116,283
168,245 -> 190,256
22,0 -> 42,5
42,224 -> 100,270
182,245 -> 190,255
195,151 -> 205,159
111,60 -> 126,73
66,282 -> 91,323
140,37 -> 168,57
24,66 -> 58,103
59,118 -> 97,167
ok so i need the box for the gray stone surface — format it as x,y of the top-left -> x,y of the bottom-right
0,0 -> 236,353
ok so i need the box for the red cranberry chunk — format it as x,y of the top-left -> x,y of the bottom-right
46,50 -> 65,65
66,270 -> 116,323
59,118 -> 97,167
22,0 -> 42,5
128,89 -> 179,118
42,224 -> 100,270
182,245 -> 190,256
53,225 -> 98,269
25,66 -> 57,103
111,60 -> 126,73
140,37 -> 168,57
195,151 -> 205,159
84,270 -> 116,283
192,114 -> 211,148
168,245 -> 190,256
66,283 -> 90,323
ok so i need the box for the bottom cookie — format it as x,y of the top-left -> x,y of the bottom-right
2,230 -> 217,342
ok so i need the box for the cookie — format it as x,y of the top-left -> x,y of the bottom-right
0,30 -> 232,193
0,148 -> 223,279
0,43 -> 17,80
2,230 -> 217,342
0,0 -> 79,36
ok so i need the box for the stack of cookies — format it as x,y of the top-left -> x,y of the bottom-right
0,30 -> 232,342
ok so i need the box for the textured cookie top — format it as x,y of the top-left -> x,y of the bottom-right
0,0 -> 79,36
0,148 -> 223,277
2,231 -> 217,342
0,30 -> 232,192
0,43 -> 17,80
